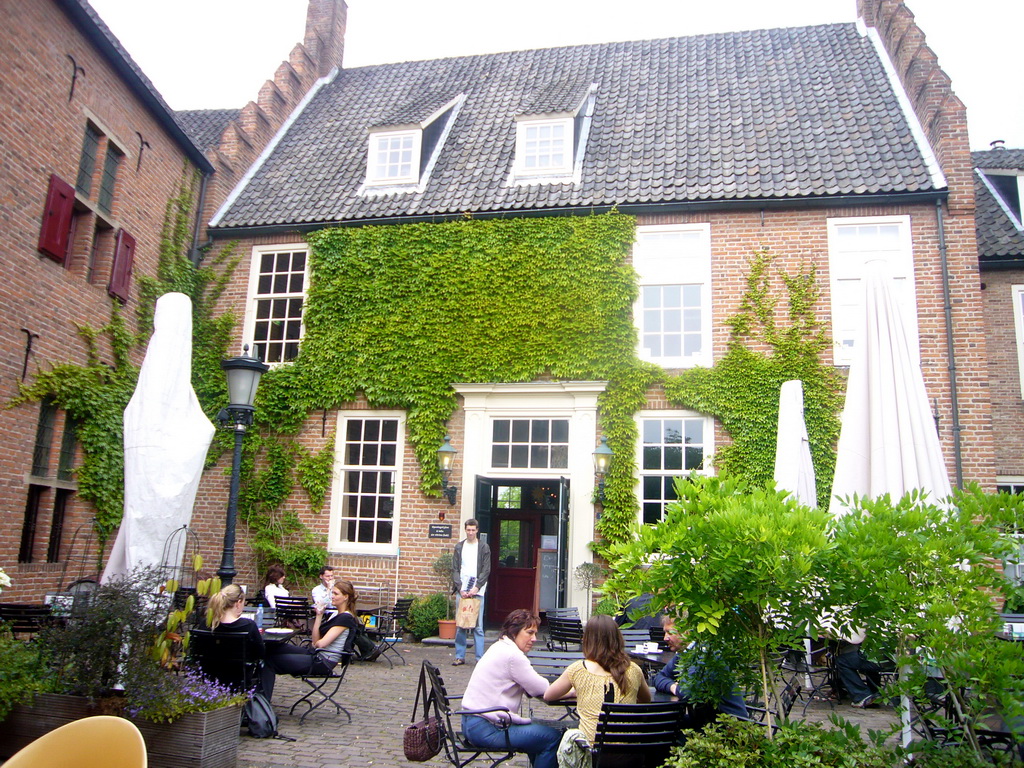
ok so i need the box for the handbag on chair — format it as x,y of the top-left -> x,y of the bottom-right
404,665 -> 443,761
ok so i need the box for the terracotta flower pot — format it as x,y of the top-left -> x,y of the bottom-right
437,619 -> 457,640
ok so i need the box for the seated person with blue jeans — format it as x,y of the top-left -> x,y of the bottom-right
653,612 -> 748,726
461,609 -> 561,768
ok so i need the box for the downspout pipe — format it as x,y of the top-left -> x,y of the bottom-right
936,198 -> 964,487
189,172 -> 211,267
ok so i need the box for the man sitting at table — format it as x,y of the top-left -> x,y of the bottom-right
311,565 -> 336,617
654,612 -> 747,724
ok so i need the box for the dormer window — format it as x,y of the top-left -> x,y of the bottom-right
511,81 -> 595,184
980,170 -> 1024,229
364,95 -> 463,191
517,118 -> 573,177
370,130 -> 419,185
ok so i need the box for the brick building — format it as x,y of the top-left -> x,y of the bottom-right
186,0 -> 992,616
0,0 -> 345,601
975,146 -> 1024,492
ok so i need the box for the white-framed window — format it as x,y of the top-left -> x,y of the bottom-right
632,224 -> 712,368
491,418 -> 569,470
331,412 -> 404,554
827,215 -> 917,366
367,129 -> 420,185
514,118 -> 573,177
636,410 -> 713,524
242,244 -> 308,364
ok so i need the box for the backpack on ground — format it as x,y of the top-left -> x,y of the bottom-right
243,691 -> 279,738
353,622 -> 379,660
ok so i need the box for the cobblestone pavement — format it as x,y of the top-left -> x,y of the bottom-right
239,639 -> 901,768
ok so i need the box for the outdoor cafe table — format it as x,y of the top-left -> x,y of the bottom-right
261,627 -> 298,644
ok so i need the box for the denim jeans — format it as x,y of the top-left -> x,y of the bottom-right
462,715 -> 561,768
454,595 -> 485,660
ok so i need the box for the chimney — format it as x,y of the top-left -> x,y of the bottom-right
304,0 -> 347,77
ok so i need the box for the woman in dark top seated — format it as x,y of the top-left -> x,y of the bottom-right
204,584 -> 269,693
263,579 -> 360,700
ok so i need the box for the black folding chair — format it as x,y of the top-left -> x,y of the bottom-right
0,603 -> 57,639
288,650 -> 353,725
418,660 -> 518,768
571,700 -> 688,768
546,616 -> 583,651
188,628 -> 260,692
779,638 -> 838,715
367,597 -> 413,667
274,596 -> 313,638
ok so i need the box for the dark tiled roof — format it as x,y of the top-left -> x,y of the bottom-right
177,109 -> 241,151
214,23 -> 938,230
973,148 -> 1024,263
59,0 -> 213,172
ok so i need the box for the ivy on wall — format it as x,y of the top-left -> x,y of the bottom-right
663,248 -> 844,508
249,213 -> 650,551
250,220 -> 844,556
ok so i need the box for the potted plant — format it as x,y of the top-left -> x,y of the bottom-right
0,567 -> 247,768
432,551 -> 458,640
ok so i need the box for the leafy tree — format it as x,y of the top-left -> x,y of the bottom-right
603,474 -> 836,734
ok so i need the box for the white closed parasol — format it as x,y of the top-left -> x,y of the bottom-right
101,293 -> 215,582
774,379 -> 817,508
829,260 -> 952,514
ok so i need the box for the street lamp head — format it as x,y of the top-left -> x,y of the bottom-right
437,435 -> 458,506
593,436 -> 614,504
593,436 -> 614,477
221,345 -> 269,411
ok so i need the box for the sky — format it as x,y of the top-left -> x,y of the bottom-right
88,0 -> 1022,152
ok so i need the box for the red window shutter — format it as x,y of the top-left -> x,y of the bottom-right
38,174 -> 75,262
108,228 -> 136,301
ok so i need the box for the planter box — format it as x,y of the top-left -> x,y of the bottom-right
0,693 -> 241,768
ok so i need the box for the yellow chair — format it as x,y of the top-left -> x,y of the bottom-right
3,715 -> 147,768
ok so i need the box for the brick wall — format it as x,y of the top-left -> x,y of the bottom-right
0,0 -> 203,600
191,191 -> 994,601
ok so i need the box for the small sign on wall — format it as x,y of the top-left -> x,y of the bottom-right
429,523 -> 453,539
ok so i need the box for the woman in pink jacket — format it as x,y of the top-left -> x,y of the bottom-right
460,609 -> 561,768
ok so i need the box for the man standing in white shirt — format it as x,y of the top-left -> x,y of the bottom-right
451,519 -> 490,665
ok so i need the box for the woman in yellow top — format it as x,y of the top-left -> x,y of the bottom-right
543,614 -> 651,742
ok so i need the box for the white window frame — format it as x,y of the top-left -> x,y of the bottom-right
635,410 -> 714,525
979,170 -> 1024,230
366,128 -> 421,186
1011,286 -> 1024,396
514,116 -> 573,178
632,223 -> 712,368
330,410 -> 405,555
241,243 -> 309,365
827,215 -> 917,366
489,417 -> 570,471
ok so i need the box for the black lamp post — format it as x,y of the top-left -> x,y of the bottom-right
437,435 -> 458,505
593,436 -> 614,503
216,345 -> 268,585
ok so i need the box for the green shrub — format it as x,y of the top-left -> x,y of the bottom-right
407,593 -> 449,640
0,625 -> 52,722
664,717 -> 893,768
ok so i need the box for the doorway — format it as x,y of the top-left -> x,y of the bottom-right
476,479 -> 566,623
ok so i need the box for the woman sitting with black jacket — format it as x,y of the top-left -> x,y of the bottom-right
263,579 -> 360,699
